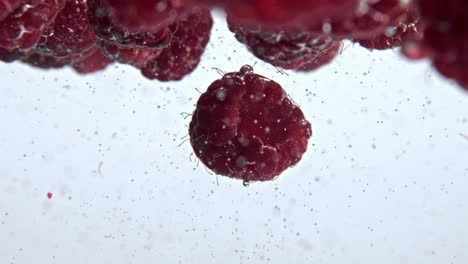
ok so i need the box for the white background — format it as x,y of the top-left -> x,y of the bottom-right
1,10 -> 467,264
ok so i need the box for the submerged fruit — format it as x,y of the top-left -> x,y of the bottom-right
189,65 -> 312,182
140,8 -> 213,81
228,16 -> 342,71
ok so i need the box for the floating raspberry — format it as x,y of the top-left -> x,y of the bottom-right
227,16 -> 342,71
194,0 -> 358,29
317,0 -> 410,39
140,8 -> 213,81
104,0 -> 191,32
356,10 -> 424,50
404,0 -> 468,90
87,0 -> 171,48
0,0 -> 66,50
0,0 -> 21,21
36,0 -> 96,57
433,58 -> 468,90
71,45 -> 114,74
189,65 -> 312,182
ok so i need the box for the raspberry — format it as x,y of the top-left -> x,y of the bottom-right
22,51 -> 71,69
0,0 -> 66,50
140,8 -> 213,81
317,0 -> 410,39
404,0 -> 468,90
227,16 -> 342,71
99,40 -> 161,67
189,65 -> 312,182
0,0 -> 21,21
194,0 -> 358,29
36,0 -> 96,57
433,58 -> 468,90
356,10 -> 424,50
104,0 -> 191,32
71,45 -> 114,74
87,0 -> 171,48
0,47 -> 24,62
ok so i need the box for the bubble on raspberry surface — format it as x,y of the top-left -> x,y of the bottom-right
189,66 -> 312,182
87,0 -> 171,48
140,8 -> 213,81
36,0 -> 96,58
0,0 -> 66,50
227,16 -> 342,71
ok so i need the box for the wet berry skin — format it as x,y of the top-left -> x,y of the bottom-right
71,45 -> 114,74
87,0 -> 171,48
227,16 -> 342,71
0,0 -> 66,50
104,0 -> 191,32
0,0 -> 21,21
189,65 -> 312,182
140,8 -> 213,81
193,0 -> 359,30
36,0 -> 96,58
408,0 -> 468,91
356,10 -> 424,50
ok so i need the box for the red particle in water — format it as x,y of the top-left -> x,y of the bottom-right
189,65 -> 312,183
47,192 -> 52,199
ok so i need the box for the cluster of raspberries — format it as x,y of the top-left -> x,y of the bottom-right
0,0 -> 466,183
0,0 -> 466,90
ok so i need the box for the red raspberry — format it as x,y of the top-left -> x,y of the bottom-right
315,0 -> 410,39
193,0 -> 359,29
356,10 -> 424,50
140,8 -> 213,81
0,47 -> 24,62
21,44 -> 113,73
71,45 -> 114,74
0,0 -> 21,21
0,0 -> 66,50
433,58 -> 468,90
99,40 -> 161,67
403,0 -> 468,90
104,0 -> 191,32
189,65 -> 312,182
22,51 -> 71,69
87,0 -> 171,48
36,0 -> 96,57
227,16 -> 342,71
